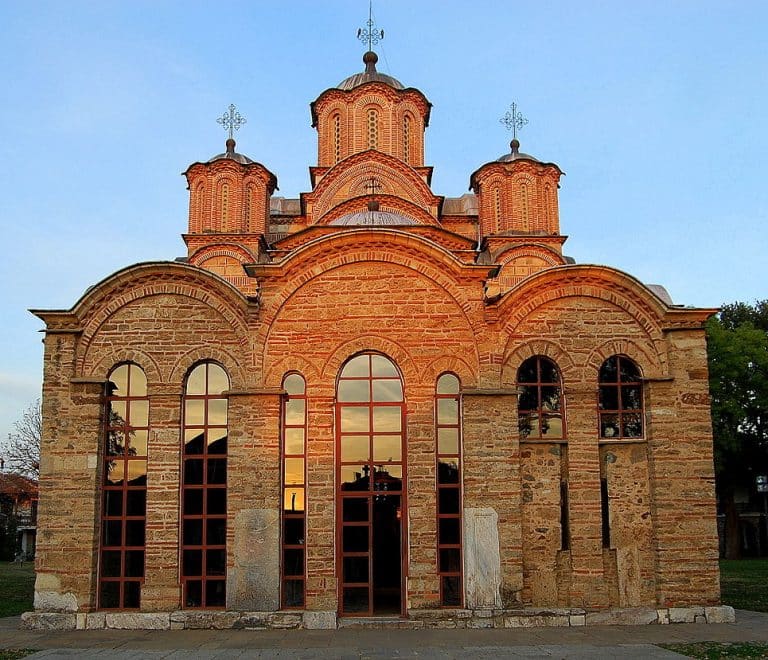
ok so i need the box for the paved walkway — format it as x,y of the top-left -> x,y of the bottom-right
1,610 -> 767,659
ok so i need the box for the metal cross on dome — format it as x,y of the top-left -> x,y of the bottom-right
357,1 -> 384,51
217,104 -> 247,140
500,102 -> 529,140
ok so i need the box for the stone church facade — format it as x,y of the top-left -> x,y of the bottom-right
26,49 -> 730,629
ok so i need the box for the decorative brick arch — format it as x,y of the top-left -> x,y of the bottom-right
496,265 -> 666,341
87,348 -> 162,385
264,355 -> 322,390
501,339 -> 576,389
586,338 -> 665,380
189,244 -> 256,267
169,346 -> 246,391
254,231 -> 485,337
422,355 -> 478,388
321,335 -> 418,387
308,151 -> 438,220
73,264 -> 250,377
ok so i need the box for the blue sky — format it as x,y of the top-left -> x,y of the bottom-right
0,1 -> 766,446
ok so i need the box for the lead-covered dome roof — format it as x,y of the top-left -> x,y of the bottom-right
337,51 -> 404,91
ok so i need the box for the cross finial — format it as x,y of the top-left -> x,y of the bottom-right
500,102 -> 529,140
217,104 -> 246,140
364,176 -> 382,196
357,1 -> 384,52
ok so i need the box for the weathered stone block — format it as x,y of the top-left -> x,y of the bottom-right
705,606 -> 736,624
464,507 -> 502,609
669,606 -> 704,624
302,611 -> 337,629
585,607 -> 658,626
105,612 -> 170,629
20,612 -> 76,630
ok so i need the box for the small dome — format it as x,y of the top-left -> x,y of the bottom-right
337,51 -> 404,91
208,138 -> 255,165
330,209 -> 417,226
497,138 -> 540,163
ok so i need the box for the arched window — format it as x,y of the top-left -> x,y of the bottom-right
333,113 -> 342,163
194,182 -> 205,232
99,363 -> 148,609
281,372 -> 307,608
598,356 -> 643,439
520,183 -> 530,231
435,373 -> 462,607
403,114 -> 411,163
243,182 -> 253,229
367,108 -> 379,150
493,187 -> 502,233
517,356 -> 564,440
181,361 -> 229,608
336,352 -> 405,615
220,183 -> 230,232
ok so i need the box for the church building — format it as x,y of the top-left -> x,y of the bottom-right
26,35 -> 729,629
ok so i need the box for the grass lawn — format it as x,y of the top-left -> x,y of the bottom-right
720,558 -> 768,613
0,562 -> 34,618
661,642 -> 768,659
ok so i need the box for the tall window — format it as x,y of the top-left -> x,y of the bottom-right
281,373 -> 307,608
403,114 -> 411,163
220,183 -> 230,232
337,353 -> 405,615
243,182 -> 253,229
517,356 -> 564,440
520,183 -> 530,231
367,108 -> 378,150
493,187 -> 502,233
598,355 -> 643,439
99,363 -> 148,609
435,373 -> 462,607
181,362 -> 229,608
333,113 -> 342,163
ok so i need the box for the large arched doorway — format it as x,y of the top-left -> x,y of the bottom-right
336,352 -> 406,616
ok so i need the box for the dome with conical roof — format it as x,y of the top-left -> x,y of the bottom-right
207,138 -> 255,165
337,51 -> 404,91
496,139 -> 540,164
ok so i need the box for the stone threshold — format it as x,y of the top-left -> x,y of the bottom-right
20,605 -> 735,631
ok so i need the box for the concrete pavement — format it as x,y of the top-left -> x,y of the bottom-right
1,610 -> 767,658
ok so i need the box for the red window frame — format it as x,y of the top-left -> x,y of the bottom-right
336,352 -> 407,616
98,362 -> 148,610
598,355 -> 644,439
180,362 -> 229,609
281,372 -> 307,609
517,356 -> 565,440
435,373 -> 463,607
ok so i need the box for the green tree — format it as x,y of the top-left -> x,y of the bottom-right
707,301 -> 768,558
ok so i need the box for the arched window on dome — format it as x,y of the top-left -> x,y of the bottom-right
598,355 -> 643,439
517,356 -> 564,440
193,182 -> 205,233
403,114 -> 411,164
281,372 -> 307,609
181,361 -> 229,609
219,182 -> 230,232
99,362 -> 148,610
435,373 -> 462,607
519,182 -> 530,232
243,182 -> 253,230
333,113 -> 342,164
367,108 -> 379,150
493,186 -> 503,233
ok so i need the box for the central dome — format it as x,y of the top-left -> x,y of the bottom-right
337,51 -> 404,91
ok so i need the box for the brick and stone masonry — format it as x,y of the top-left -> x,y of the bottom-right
25,49 -> 727,630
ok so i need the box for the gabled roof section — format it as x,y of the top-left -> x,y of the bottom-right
303,150 -> 442,224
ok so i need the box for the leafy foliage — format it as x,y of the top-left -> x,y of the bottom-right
707,301 -> 768,486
